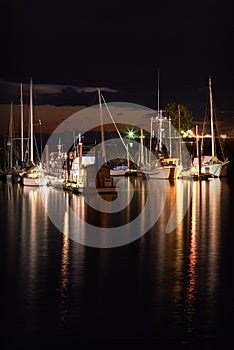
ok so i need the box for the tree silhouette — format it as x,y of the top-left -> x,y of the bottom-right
164,102 -> 193,135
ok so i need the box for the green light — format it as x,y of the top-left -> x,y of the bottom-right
126,129 -> 136,139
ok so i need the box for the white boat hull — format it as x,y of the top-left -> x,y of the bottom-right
109,165 -> 129,176
110,168 -> 128,176
193,156 -> 230,178
193,78 -> 231,178
141,157 -> 181,180
143,166 -> 171,179
201,160 -> 230,178
23,176 -> 48,186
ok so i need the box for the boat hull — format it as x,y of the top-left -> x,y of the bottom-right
141,158 -> 181,180
201,160 -> 230,178
110,167 -> 129,176
143,166 -> 171,179
23,176 -> 48,186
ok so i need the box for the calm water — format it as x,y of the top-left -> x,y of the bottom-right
0,174 -> 234,349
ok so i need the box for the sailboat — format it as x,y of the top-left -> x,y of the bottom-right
193,77 -> 230,178
99,90 -> 134,176
21,79 -> 48,186
142,109 -> 182,179
13,83 -> 26,183
4,92 -> 26,182
71,89 -> 131,178
5,102 -> 14,181
62,89 -> 122,194
139,69 -> 181,179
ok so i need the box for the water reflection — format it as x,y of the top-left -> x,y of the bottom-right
185,180 -> 198,334
170,179 -> 225,340
0,177 -> 231,346
58,233 -> 70,326
41,177 -> 161,247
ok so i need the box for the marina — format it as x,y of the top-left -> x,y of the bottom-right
1,89 -> 233,348
1,170 -> 234,348
1,0 -> 234,348
0,76 -> 231,191
0,81 -> 233,349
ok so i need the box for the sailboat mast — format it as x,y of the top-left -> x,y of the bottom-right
178,104 -> 182,165
98,88 -> 106,162
140,128 -> 144,165
20,83 -> 24,165
209,76 -> 215,159
168,116 -> 172,157
196,125 -> 199,158
78,132 -> 83,170
149,117 -> 153,164
9,102 -> 13,169
101,93 -> 135,163
157,68 -> 163,154
159,110 -> 163,153
29,78 -> 34,163
126,144 -> 130,168
157,67 -> 160,118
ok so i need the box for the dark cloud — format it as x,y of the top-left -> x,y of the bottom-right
0,79 -> 117,105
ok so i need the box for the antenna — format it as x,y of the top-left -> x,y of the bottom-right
157,67 -> 160,117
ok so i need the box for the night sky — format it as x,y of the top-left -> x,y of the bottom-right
1,0 -> 234,119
